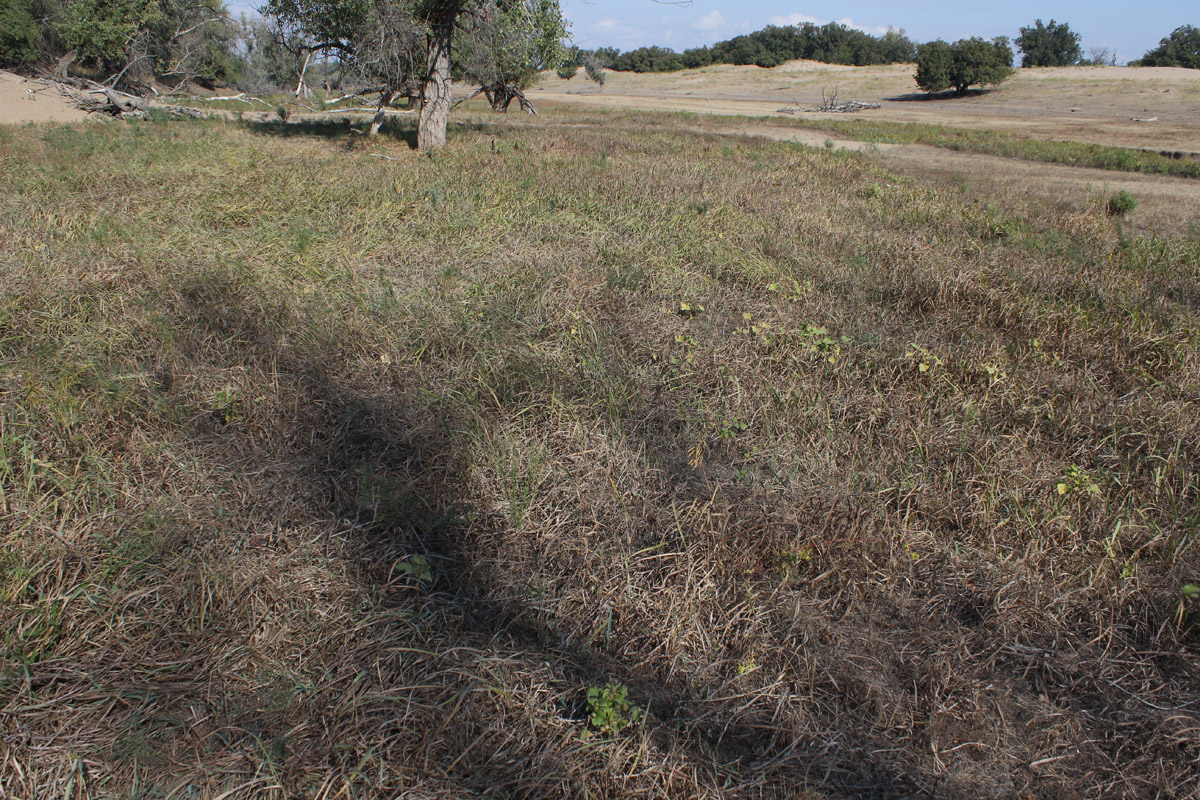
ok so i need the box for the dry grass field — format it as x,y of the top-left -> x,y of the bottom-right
539,60 -> 1200,239
1,94 -> 1199,800
537,61 -> 1200,152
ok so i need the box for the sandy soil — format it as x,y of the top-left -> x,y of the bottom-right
0,71 -> 92,124
536,62 -> 1200,152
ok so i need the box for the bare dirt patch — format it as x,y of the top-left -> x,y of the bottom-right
0,71 -> 93,125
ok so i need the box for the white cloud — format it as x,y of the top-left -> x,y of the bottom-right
768,13 -> 820,27
837,17 -> 893,36
592,18 -> 649,48
693,10 -> 727,33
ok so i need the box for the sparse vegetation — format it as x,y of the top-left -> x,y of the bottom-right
1,109 -> 1198,798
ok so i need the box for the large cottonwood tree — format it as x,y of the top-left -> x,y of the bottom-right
265,0 -> 567,149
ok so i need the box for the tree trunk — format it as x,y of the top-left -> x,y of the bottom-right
295,50 -> 312,98
489,86 -> 515,112
418,2 -> 460,151
369,90 -> 395,137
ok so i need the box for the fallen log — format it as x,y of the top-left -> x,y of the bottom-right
778,87 -> 881,115
159,105 -> 210,119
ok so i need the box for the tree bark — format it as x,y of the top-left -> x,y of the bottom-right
295,50 -> 312,98
487,85 -> 515,112
418,2 -> 460,151
369,90 -> 395,136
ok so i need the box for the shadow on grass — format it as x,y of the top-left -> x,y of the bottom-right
241,117 -> 419,148
158,273 -> 819,796
242,116 -> 502,150
153,264 -> 929,797
884,88 -> 994,102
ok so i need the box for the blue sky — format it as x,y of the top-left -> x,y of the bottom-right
561,1 -> 1195,63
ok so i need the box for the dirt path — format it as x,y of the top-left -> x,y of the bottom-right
0,71 -> 92,124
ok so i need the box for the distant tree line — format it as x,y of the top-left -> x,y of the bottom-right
565,22 -> 919,74
556,18 -> 1200,79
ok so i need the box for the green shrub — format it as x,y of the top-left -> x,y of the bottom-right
0,0 -> 40,67
55,0 -> 161,67
1016,19 -> 1082,67
1137,25 -> 1200,69
1107,190 -> 1138,216
916,37 -> 1014,95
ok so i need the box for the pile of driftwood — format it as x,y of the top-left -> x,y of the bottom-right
46,79 -> 210,119
74,86 -> 148,117
778,87 -> 881,115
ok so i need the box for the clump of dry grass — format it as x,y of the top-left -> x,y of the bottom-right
1,112 -> 1198,799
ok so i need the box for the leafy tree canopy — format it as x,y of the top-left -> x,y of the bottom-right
0,0 -> 41,67
1136,25 -> 1200,69
456,0 -> 568,109
1016,18 -> 1081,67
57,0 -> 162,66
915,37 -> 1014,95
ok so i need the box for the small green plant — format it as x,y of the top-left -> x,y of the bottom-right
779,545 -> 813,582
1175,583 -> 1200,629
798,324 -> 846,363
717,419 -> 748,439
210,386 -> 241,424
669,332 -> 700,366
824,138 -> 835,149
586,682 -> 642,736
1057,465 -> 1101,498
982,362 -> 1006,386
276,105 -> 291,122
905,343 -> 943,374
1107,190 -> 1138,217
766,278 -> 812,301
737,312 -> 770,342
394,555 -> 433,585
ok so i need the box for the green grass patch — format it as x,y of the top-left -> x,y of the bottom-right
784,116 -> 1200,179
